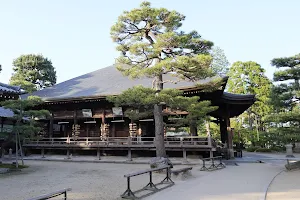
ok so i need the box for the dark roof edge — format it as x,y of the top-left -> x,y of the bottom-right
222,92 -> 256,101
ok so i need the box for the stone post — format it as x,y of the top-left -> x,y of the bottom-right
286,144 -> 294,158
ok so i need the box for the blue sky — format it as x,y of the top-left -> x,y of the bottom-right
0,0 -> 299,84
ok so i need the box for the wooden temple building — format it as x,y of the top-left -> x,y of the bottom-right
22,65 -> 255,159
0,83 -> 21,133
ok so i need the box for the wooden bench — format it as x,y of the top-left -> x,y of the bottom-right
200,156 -> 225,171
27,188 -> 72,200
171,167 -> 193,176
121,165 -> 174,199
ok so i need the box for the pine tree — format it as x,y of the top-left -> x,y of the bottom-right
107,86 -> 217,135
266,54 -> 300,145
10,54 -> 56,93
1,96 -> 49,168
110,1 -> 218,157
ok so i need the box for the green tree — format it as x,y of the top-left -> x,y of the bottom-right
110,1 -> 216,157
107,86 -> 217,134
227,61 -> 272,141
10,54 -> 56,93
266,54 -> 300,145
1,96 -> 49,168
211,46 -> 230,75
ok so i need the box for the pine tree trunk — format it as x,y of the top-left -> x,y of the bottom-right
189,121 -> 197,136
153,74 -> 166,158
15,133 -> 19,168
205,121 -> 211,136
154,104 -> 166,157
17,132 -> 24,165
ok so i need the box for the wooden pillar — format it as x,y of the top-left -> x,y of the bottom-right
73,110 -> 77,125
66,149 -> 71,159
41,148 -> 45,158
111,123 -> 116,137
86,124 -> 89,137
226,117 -> 234,158
209,150 -> 213,158
183,149 -> 187,162
1,117 -> 4,132
97,148 -> 101,160
220,119 -> 227,143
49,113 -> 53,138
127,148 -> 132,161
64,125 -> 67,137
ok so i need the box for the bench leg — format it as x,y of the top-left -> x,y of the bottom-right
217,158 -> 226,168
121,177 -> 136,199
64,191 -> 67,200
144,172 -> 158,191
160,168 -> 174,184
200,160 -> 208,171
208,158 -> 218,170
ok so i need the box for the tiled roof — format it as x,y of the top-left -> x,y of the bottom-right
0,107 -> 14,118
23,65 -> 226,101
0,82 -> 21,94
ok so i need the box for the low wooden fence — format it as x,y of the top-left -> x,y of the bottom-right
23,136 -> 213,149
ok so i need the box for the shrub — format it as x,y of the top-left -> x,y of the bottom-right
270,146 -> 285,152
246,146 -> 259,152
255,148 -> 272,153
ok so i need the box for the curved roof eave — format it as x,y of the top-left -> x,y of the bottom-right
222,92 -> 256,102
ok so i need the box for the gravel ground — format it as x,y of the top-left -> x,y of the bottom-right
0,160 -> 201,200
146,163 -> 283,200
267,170 -> 300,200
